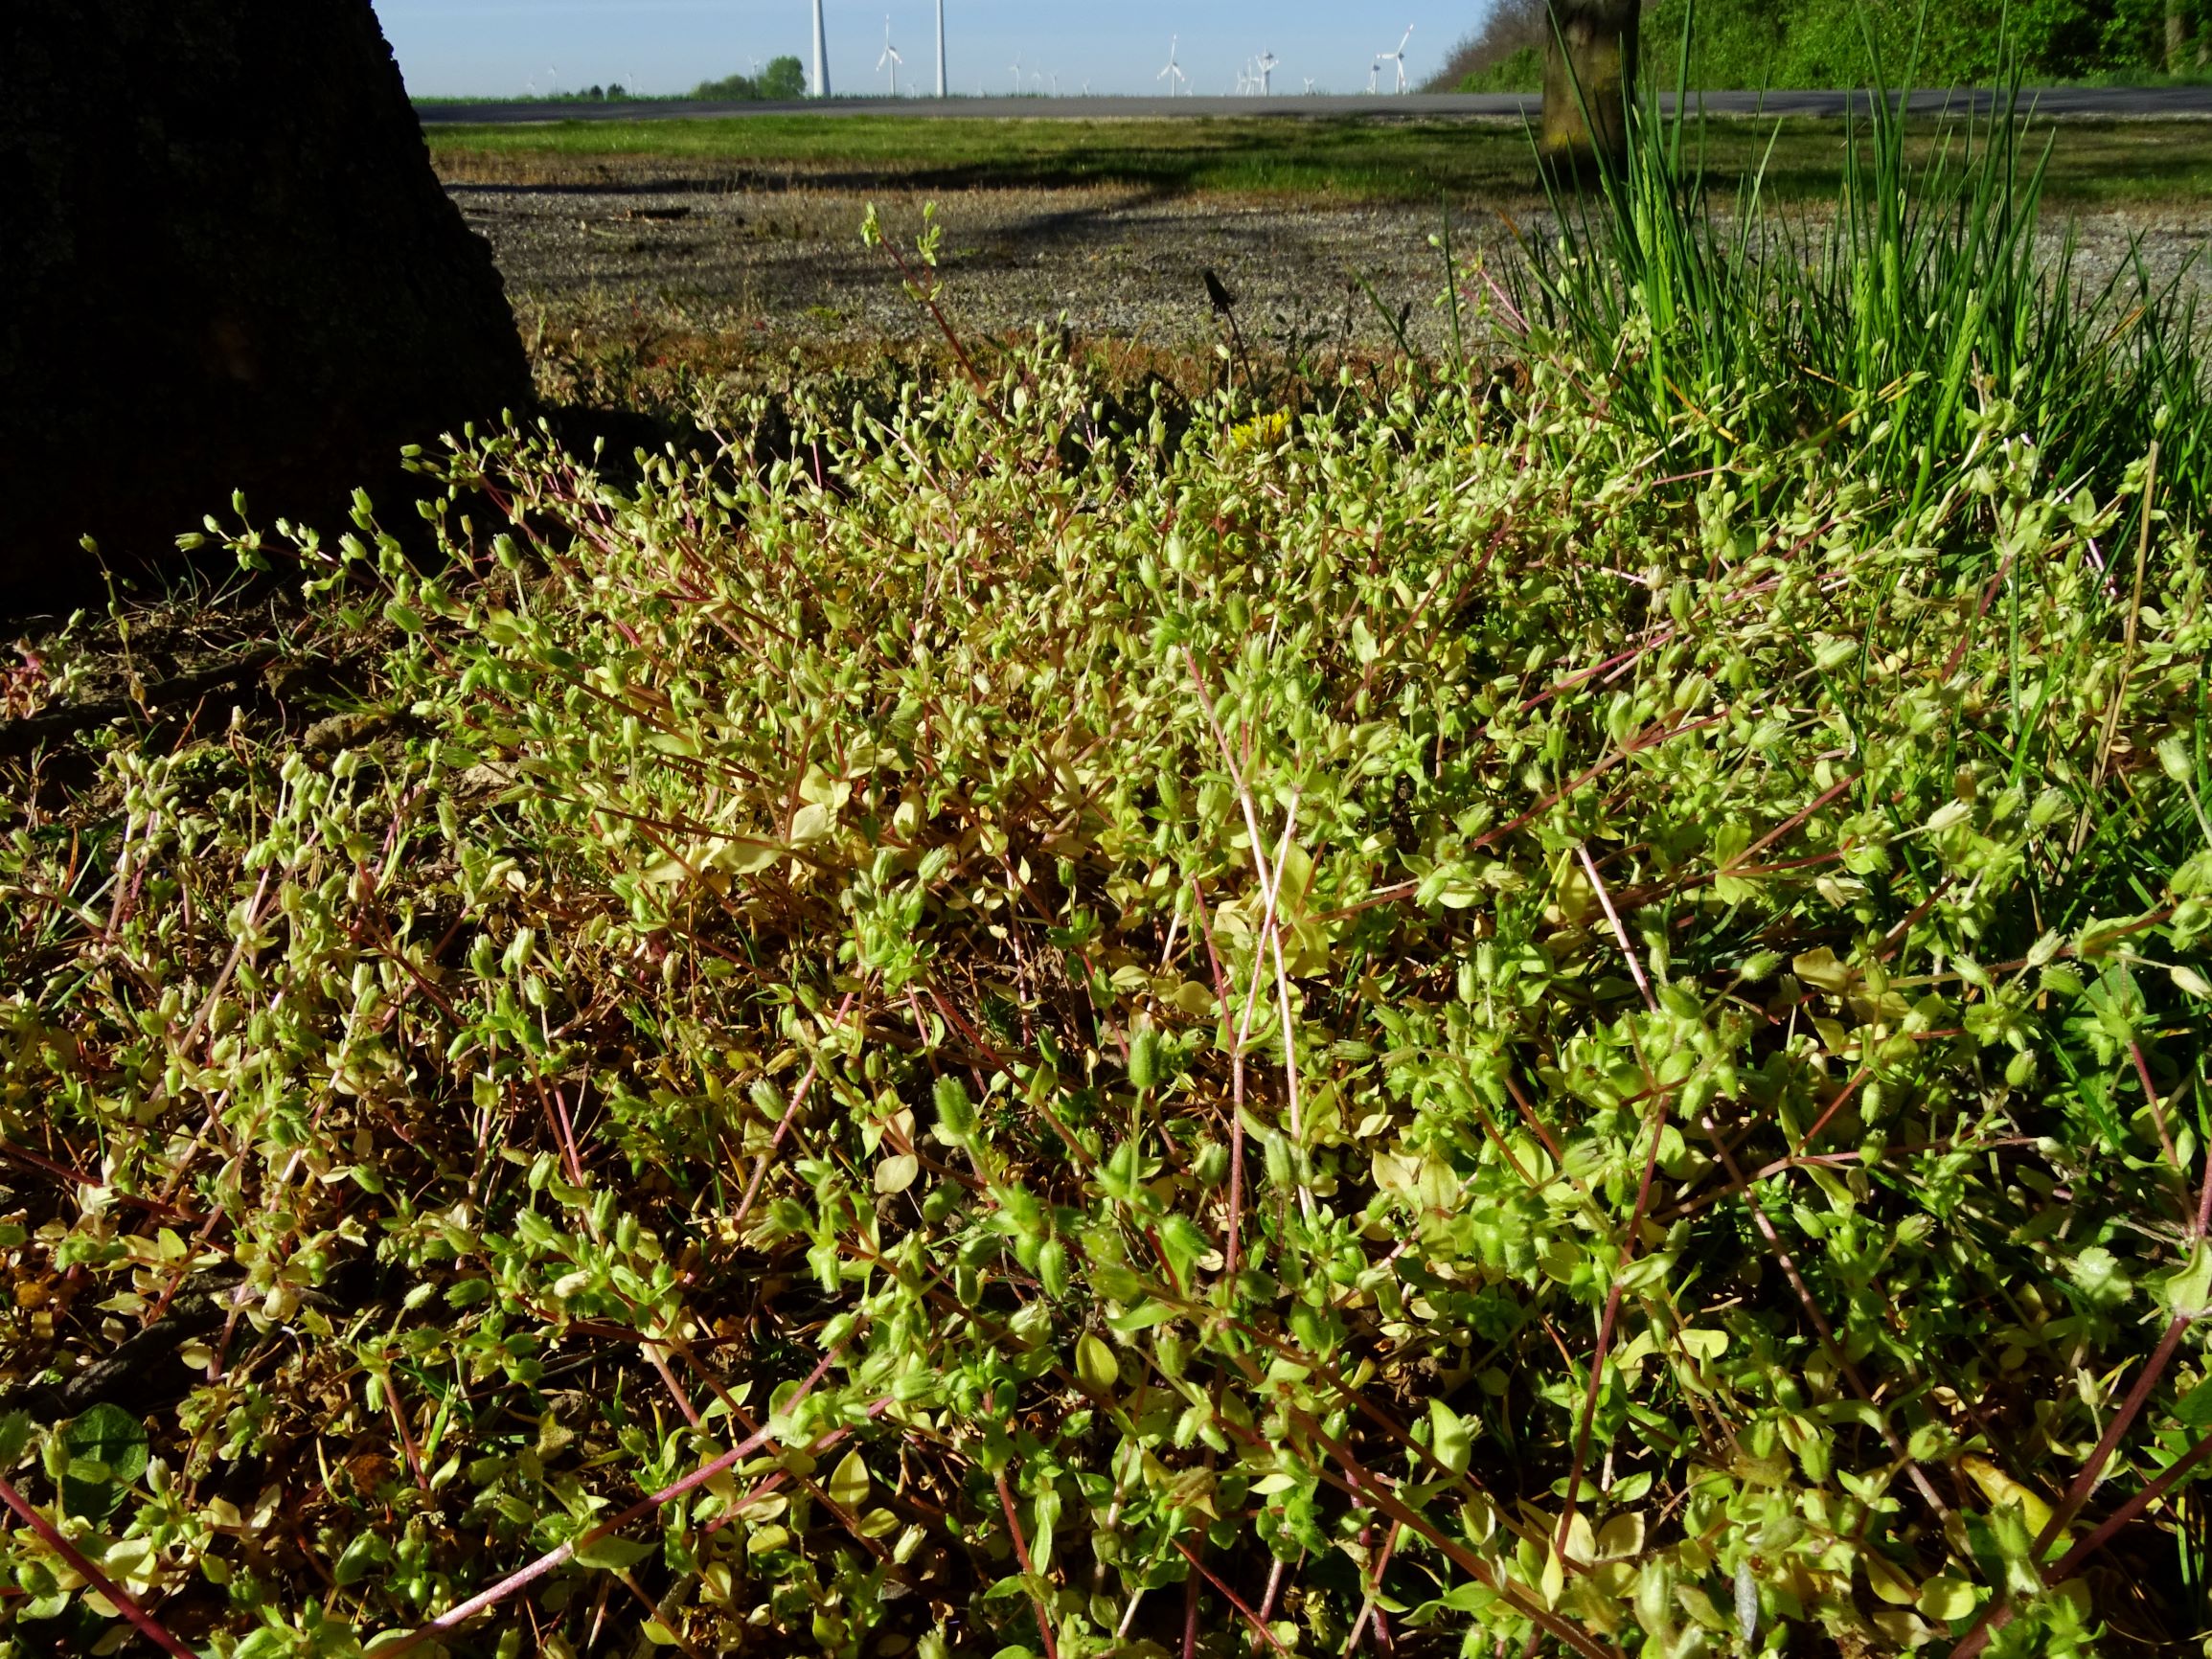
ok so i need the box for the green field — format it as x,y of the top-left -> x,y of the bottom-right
425,111 -> 2212,204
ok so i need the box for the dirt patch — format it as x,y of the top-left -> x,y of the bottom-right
454,177 -> 1516,369
448,157 -> 2212,386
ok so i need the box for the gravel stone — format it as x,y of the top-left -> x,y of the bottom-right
445,167 -> 2210,366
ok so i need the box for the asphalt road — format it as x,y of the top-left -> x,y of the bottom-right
418,86 -> 2212,126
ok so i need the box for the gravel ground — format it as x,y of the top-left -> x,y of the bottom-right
443,163 -> 2212,371
450,177 -> 1525,364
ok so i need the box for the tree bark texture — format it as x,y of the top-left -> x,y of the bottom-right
0,0 -> 529,611
1540,0 -> 1642,170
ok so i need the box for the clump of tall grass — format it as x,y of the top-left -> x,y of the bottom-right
1515,16 -> 2211,523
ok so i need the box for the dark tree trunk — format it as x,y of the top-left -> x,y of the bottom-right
1540,0 -> 1642,170
0,0 -> 529,613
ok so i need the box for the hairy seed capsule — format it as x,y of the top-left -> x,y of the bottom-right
1128,1025 -> 1159,1092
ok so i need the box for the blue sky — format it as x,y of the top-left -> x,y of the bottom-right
369,0 -> 1494,99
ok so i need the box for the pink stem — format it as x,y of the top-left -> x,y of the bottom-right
0,1474 -> 196,1659
1580,844 -> 1656,1013
732,990 -> 858,1228
993,1465 -> 1061,1659
379,1346 -> 843,1654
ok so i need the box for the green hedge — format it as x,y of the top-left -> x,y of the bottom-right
1456,0 -> 2212,90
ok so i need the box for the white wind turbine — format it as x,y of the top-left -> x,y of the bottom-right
1009,53 -> 1023,94
810,0 -> 831,96
1365,57 -> 1380,94
1380,24 -> 1413,93
1157,35 -> 1187,97
1303,76 -> 1316,94
934,0 -> 946,98
1256,49 -> 1278,96
878,17 -> 904,94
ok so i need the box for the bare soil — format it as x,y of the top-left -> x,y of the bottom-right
443,157 -> 2212,376
449,174 -> 1523,368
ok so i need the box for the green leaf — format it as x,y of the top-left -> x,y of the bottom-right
1429,1399 -> 1473,1475
1678,1329 -> 1729,1362
1791,947 -> 1853,994
573,1532 -> 657,1572
1917,1575 -> 1978,1623
2178,1380 -> 2212,1432
334,1532 -> 385,1587
826,1449 -> 872,1508
61,1403 -> 148,1519
2158,1240 -> 2212,1319
0,1412 -> 32,1470
1106,1298 -> 1174,1334
1156,1214 -> 1211,1284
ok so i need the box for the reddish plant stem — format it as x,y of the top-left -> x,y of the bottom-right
1174,1536 -> 1295,1655
1521,628 -> 1678,713
0,1473 -> 196,1659
1183,648 -> 1312,1216
1345,1520 -> 1403,1655
379,1346 -> 843,1655
2048,1427 -> 2212,1580
643,1345 -> 702,1429
1271,1418 -> 1619,1659
874,235 -> 992,398
1321,706 -> 1738,921
993,1465 -> 1061,1659
542,1077 -> 587,1188
1253,1554 -> 1290,1646
1716,772 -> 1863,883
1188,875 -> 1245,1275
1499,1072 -> 1568,1167
2036,1314 -> 2190,1554
1952,1419 -> 2212,1659
1795,1062 -> 1874,1151
1580,844 -> 1656,1013
1553,1090 -> 1671,1564
2019,1139 -> 2212,1573
731,990 -> 859,1228
0,1142 -> 200,1223
1703,1121 -> 1951,1518
2132,1039 -> 2185,1189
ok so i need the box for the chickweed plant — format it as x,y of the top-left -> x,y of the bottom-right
3,127 -> 2212,1659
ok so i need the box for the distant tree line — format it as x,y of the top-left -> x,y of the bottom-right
1438,0 -> 2210,90
693,56 -> 808,101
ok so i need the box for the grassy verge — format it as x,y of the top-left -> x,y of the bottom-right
426,112 -> 2212,205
